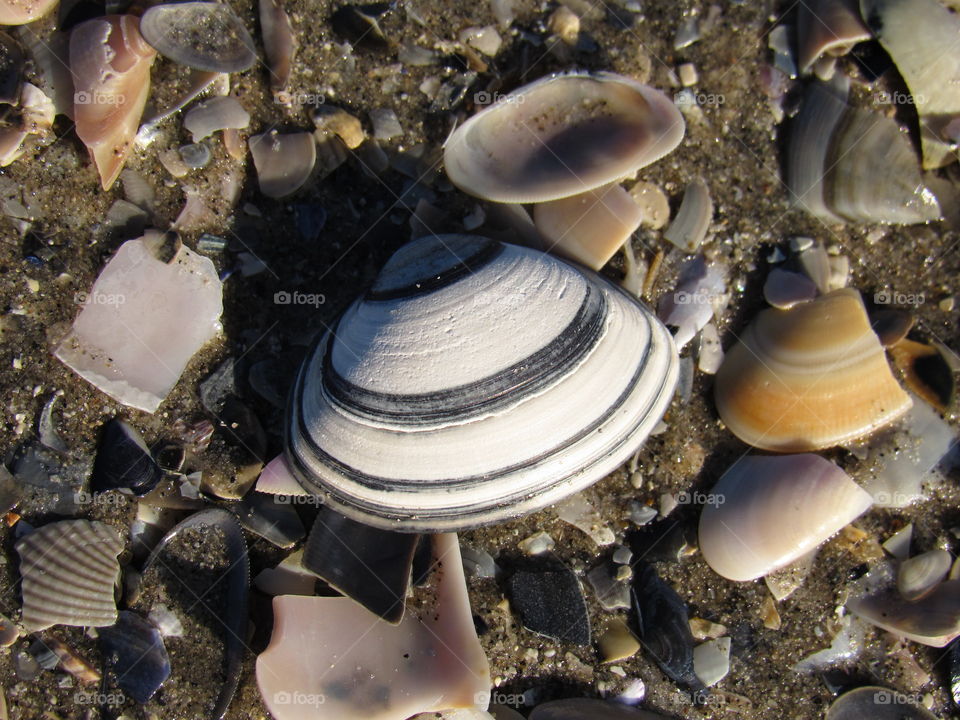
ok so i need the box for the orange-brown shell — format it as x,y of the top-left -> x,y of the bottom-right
714,288 -> 911,451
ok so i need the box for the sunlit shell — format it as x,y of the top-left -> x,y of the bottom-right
70,15 -> 156,190
848,579 -> 960,647
699,454 -> 873,582
287,234 -> 678,532
714,288 -> 912,451
139,2 -> 255,73
797,0 -> 870,74
898,549 -> 952,600
0,0 -> 57,25
16,519 -> 123,631
532,183 -> 642,270
443,72 -> 684,203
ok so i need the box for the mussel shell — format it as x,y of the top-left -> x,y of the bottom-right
286,235 -> 678,532
99,611 -> 171,704
91,418 -> 163,496
443,72 -> 684,204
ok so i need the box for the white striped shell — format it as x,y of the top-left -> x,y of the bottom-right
443,72 -> 684,204
699,454 -> 874,582
16,519 -> 123,631
286,235 -> 678,532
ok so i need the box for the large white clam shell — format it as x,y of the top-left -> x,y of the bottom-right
699,454 -> 874,582
443,72 -> 684,204
286,235 -> 678,532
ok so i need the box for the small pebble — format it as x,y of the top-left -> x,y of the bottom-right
689,617 -> 727,641
940,296 -> 955,312
612,546 -> 633,565
548,6 -> 580,45
518,531 -> 555,555
629,181 -> 670,229
178,142 -> 211,169
678,62 -> 698,87
760,594 -> 781,630
597,618 -> 640,662
369,107 -> 403,141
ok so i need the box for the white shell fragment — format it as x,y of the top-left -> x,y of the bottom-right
55,233 -> 223,413
533,183 -> 642,270
664,177 -> 712,254
139,2 -> 256,73
16,520 -> 123,631
848,579 -> 960,647
249,131 -> 316,198
444,72 -> 684,203
256,534 -> 491,720
183,96 -> 250,142
763,268 -> 817,310
897,549 -> 952,601
287,235 -> 678,531
693,636 -> 731,687
657,255 -> 726,349
699,455 -> 874,582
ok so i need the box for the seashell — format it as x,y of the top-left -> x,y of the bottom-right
898,548 -> 952,600
699,455 -> 873,582
183,96 -> 249,142
763,268 -> 817,310
693,636 -> 731,687
530,699 -> 669,719
786,76 -> 941,224
286,234 -> 679,532
532,183 -> 642,271
714,288 -> 912,451
0,0 -> 57,25
139,2 -> 255,73
850,580 -> 960,647
256,533 -> 491,720
870,308 -> 914,347
631,562 -> 703,694
229,491 -> 304,549
15,519 -> 123,631
0,30 -> 23,105
890,338 -> 955,412
249,130 -> 315,198
664,177 -> 712,254
861,0 -> 960,168
260,0 -> 296,91
301,506 -> 420,622
99,611 -> 170,704
797,0 -> 870,75
70,15 -> 156,190
507,560 -> 591,645
443,72 -> 684,204
828,686 -> 938,720
657,254 -> 726,350
91,418 -> 163,496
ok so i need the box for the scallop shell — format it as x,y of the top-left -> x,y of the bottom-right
714,288 -> 912,452
699,454 -> 874,582
15,519 -> 123,631
286,234 -> 679,532
443,72 -> 684,203
70,15 -> 157,190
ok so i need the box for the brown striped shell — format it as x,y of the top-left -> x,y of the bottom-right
16,519 -> 123,631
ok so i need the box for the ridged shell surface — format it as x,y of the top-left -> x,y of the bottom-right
286,235 -> 678,532
443,72 -> 684,204
16,519 -> 123,630
714,288 -> 911,452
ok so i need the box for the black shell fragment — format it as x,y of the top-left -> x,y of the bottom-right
506,560 -> 591,646
91,419 -> 163,496
301,506 -> 419,623
0,31 -> 24,107
99,611 -> 171,704
630,562 -> 705,697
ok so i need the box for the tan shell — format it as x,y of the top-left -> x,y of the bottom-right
15,519 -> 123,631
714,288 -> 911,451
0,0 -> 58,25
70,15 -> 157,190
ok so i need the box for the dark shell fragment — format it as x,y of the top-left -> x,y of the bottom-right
91,419 -> 163,496
301,506 -> 419,623
630,562 -> 705,696
99,611 -> 171,704
0,31 -> 23,107
506,560 -> 591,646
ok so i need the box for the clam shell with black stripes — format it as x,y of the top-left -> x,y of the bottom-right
286,234 -> 678,532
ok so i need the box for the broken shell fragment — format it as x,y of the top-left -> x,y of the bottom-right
848,580 -> 960,647
16,519 -> 123,630
139,2 -> 256,73
827,686 -> 938,720
443,72 -> 684,203
249,131 -> 316,198
70,15 -> 157,190
699,455 -> 873,582
256,534 -> 491,720
797,0 -> 870,75
664,177 -> 712,254
898,549 -> 952,601
91,418 -> 163,496
286,234 -> 678,531
0,0 -> 58,25
99,611 -> 171,704
260,0 -> 296,91
54,232 -> 223,413
714,288 -> 912,451
532,183 -> 642,270
183,96 -> 249,142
